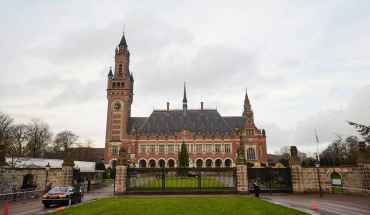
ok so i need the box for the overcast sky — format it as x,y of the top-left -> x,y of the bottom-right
1,0 -> 369,154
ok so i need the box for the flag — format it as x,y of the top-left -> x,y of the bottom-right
316,133 -> 319,143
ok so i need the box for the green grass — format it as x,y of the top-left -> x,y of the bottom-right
139,178 -> 228,188
51,197 -> 308,215
99,179 -> 114,186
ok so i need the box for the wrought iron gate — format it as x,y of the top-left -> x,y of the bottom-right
247,167 -> 292,194
126,167 -> 237,194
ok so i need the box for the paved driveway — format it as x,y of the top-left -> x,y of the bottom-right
262,193 -> 370,215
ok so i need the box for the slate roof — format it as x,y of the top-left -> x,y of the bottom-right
119,33 -> 127,46
127,110 -> 248,135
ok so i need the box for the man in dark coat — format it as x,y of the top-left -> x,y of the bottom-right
87,178 -> 91,191
46,183 -> 52,192
252,181 -> 260,198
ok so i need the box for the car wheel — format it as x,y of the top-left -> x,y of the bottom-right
68,198 -> 72,206
44,204 -> 50,208
80,196 -> 83,203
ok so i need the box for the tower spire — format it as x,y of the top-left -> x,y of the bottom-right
183,82 -> 187,103
182,82 -> 187,115
243,89 -> 252,116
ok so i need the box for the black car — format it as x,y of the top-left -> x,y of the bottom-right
186,171 -> 199,178
42,187 -> 83,207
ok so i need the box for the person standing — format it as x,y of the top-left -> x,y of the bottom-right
87,178 -> 91,191
73,180 -> 79,191
12,182 -> 18,202
32,182 -> 38,197
252,181 -> 260,198
46,183 -> 52,192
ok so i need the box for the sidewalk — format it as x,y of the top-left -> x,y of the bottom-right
261,193 -> 370,215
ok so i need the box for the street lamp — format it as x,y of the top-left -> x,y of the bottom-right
45,163 -> 51,192
315,160 -> 323,197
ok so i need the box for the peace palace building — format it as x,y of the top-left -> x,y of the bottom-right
104,32 -> 268,169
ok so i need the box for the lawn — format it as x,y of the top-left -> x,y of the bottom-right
128,178 -> 233,192
99,179 -> 114,186
51,197 -> 308,215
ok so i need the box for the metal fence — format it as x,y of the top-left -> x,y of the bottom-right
0,188 -> 43,202
126,167 -> 237,194
247,167 -> 292,194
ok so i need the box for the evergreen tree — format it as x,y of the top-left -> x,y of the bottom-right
177,141 -> 189,176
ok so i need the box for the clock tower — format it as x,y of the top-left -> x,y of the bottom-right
104,32 -> 134,167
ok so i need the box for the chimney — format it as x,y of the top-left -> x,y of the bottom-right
167,102 -> 170,115
201,102 -> 204,114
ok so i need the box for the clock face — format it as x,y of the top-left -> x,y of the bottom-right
114,103 -> 121,111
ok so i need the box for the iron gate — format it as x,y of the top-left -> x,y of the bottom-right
247,167 -> 292,194
126,167 -> 237,194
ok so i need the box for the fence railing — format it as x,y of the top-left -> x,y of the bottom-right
126,167 -> 237,194
0,188 -> 43,202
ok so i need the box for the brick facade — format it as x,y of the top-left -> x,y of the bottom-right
104,32 -> 268,169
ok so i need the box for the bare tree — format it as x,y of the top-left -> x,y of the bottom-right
83,139 -> 94,161
6,124 -> 30,167
0,111 -> 14,145
25,118 -> 53,158
274,146 -> 290,160
53,130 -> 79,157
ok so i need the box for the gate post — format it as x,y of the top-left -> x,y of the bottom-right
289,146 -> 304,194
61,148 -> 75,187
357,141 -> 370,195
236,146 -> 248,194
114,147 -> 128,195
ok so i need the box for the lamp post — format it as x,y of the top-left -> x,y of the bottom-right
45,163 -> 51,192
315,160 -> 323,197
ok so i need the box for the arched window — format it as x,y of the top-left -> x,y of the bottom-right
225,159 -> 232,167
149,160 -> 156,168
139,160 -> 146,168
196,159 -> 203,167
206,159 -> 212,167
247,148 -> 255,160
168,160 -> 175,168
118,64 -> 123,76
121,82 -> 125,88
117,82 -> 120,88
112,82 -> 116,88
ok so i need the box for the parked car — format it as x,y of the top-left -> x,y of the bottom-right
186,171 -> 199,178
128,171 -> 140,176
42,187 -> 83,207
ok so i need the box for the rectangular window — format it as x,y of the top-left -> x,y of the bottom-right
159,145 -> 165,154
225,144 -> 231,153
149,145 -> 155,154
140,145 -> 146,154
128,145 -> 131,154
168,145 -> 174,154
186,144 -> 189,152
215,144 -> 221,153
196,145 -> 202,153
206,144 -> 212,154
112,146 -> 118,154
191,144 -> 193,153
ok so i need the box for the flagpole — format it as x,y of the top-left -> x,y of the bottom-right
315,129 -> 320,161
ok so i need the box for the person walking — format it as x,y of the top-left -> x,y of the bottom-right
12,182 -> 18,202
252,181 -> 260,198
32,182 -> 38,197
87,178 -> 91,191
